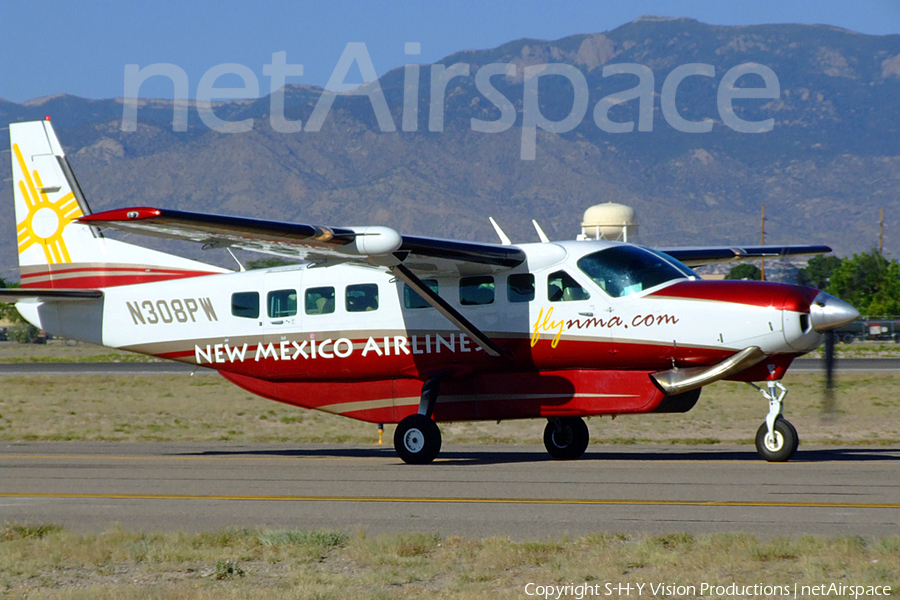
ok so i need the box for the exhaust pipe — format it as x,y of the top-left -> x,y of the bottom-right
651,346 -> 767,396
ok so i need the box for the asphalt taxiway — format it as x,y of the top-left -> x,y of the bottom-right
2,442 -> 898,538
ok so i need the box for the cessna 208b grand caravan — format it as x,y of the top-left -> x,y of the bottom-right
3,119 -> 859,463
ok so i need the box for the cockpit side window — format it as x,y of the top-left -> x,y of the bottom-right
548,271 -> 590,302
577,246 -> 689,298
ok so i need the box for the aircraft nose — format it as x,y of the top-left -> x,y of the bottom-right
809,292 -> 859,332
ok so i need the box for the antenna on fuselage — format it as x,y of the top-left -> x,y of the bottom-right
488,217 -> 512,245
532,219 -> 550,243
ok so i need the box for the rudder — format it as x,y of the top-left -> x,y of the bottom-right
10,119 -> 226,288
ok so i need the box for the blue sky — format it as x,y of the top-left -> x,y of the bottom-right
2,0 -> 899,103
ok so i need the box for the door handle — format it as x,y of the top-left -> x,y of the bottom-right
579,312 -> 593,317
270,320 -> 284,325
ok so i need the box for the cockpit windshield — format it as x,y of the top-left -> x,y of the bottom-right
576,246 -> 695,298
643,248 -> 698,279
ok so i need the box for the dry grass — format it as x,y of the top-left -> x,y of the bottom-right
0,370 -> 899,446
1,524 -> 897,599
0,340 -> 159,363
806,341 -> 900,359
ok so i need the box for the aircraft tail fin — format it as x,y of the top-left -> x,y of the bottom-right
10,119 -> 227,289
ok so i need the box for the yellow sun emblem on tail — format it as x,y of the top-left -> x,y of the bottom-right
14,143 -> 83,264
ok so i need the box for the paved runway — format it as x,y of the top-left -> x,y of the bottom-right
791,358 -> 900,372
2,442 -> 898,538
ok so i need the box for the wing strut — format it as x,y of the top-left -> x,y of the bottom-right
390,263 -> 507,358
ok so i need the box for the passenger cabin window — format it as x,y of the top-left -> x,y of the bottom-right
459,276 -> 494,306
231,292 -> 259,319
404,279 -> 438,309
507,274 -> 535,303
305,286 -> 335,315
346,284 -> 379,312
267,289 -> 297,318
548,271 -> 590,302
576,246 -> 689,298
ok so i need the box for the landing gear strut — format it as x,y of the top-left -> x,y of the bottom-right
394,376 -> 443,464
543,417 -> 590,460
750,380 -> 799,462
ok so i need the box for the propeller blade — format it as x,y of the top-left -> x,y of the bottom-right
822,329 -> 837,420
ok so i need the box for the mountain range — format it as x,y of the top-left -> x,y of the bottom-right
2,16 -> 899,280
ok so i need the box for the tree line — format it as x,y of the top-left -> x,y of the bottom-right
0,277 -> 44,342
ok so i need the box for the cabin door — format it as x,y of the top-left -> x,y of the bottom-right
260,274 -> 303,371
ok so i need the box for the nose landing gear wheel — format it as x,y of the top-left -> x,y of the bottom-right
394,414 -> 442,464
755,417 -> 798,462
543,417 -> 589,460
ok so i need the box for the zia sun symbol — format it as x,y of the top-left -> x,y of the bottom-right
13,143 -> 83,264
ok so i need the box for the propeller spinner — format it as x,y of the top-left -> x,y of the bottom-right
809,292 -> 860,332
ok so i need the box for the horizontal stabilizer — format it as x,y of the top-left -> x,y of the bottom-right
657,245 -> 831,267
0,289 -> 103,302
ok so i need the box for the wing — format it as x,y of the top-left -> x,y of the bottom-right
0,289 -> 103,302
79,207 -> 525,276
78,207 -> 526,357
399,235 -> 525,275
656,245 -> 832,267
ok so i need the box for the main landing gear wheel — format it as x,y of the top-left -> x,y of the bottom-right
543,417 -> 589,460
394,414 -> 442,464
755,417 -> 799,462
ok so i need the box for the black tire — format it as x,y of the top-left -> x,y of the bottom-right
783,418 -> 800,457
755,417 -> 799,462
394,414 -> 442,464
543,417 -> 589,460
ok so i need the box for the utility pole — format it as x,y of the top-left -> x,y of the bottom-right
760,203 -> 766,281
879,207 -> 884,255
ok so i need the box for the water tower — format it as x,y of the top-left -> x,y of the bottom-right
577,202 -> 639,242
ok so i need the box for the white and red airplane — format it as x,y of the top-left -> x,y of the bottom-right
3,119 -> 858,463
